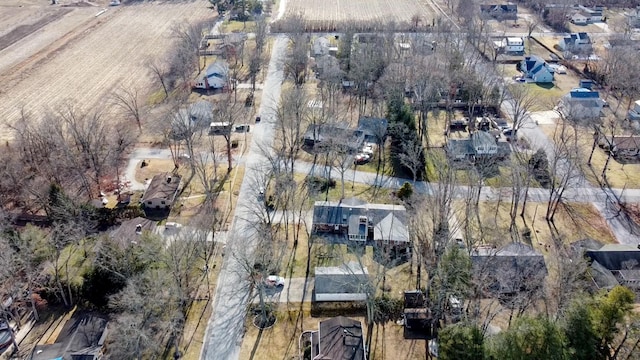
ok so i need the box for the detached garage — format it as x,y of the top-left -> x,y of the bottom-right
313,262 -> 370,302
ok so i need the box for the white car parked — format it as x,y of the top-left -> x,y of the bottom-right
265,275 -> 285,288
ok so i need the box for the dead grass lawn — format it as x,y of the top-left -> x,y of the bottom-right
476,200 -> 616,250
239,309 -> 426,360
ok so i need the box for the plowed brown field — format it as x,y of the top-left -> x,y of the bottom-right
0,0 -> 213,140
281,0 -> 437,31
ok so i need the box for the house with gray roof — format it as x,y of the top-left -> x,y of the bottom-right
586,244 -> 640,289
559,88 -> 606,121
312,199 -> 409,246
480,4 -> 518,20
357,117 -> 388,144
309,316 -> 366,360
141,173 -> 181,210
109,217 -> 157,248
32,314 -> 108,360
314,262 -> 370,302
446,131 -> 510,162
519,55 -> 554,83
303,122 -> 365,152
471,243 -> 547,297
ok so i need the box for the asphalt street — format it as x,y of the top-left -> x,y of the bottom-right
199,35 -> 289,360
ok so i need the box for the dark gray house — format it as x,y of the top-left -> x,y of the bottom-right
480,4 -> 518,20
471,243 -> 547,297
586,244 -> 640,289
309,316 -> 366,360
302,122 -> 364,152
312,199 -> 410,247
357,117 -> 388,144
32,314 -> 108,360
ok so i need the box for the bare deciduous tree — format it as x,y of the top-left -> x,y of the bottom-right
111,85 -> 145,130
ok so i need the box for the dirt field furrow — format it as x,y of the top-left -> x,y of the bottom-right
0,1 -> 213,140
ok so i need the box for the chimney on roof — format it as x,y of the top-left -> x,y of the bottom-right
166,176 -> 172,184
135,224 -> 142,234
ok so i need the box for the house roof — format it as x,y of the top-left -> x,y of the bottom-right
32,314 -> 108,360
522,55 -> 550,75
611,136 -> 640,151
586,244 -> 640,270
471,131 -> 496,148
374,213 -> 410,242
109,217 -> 156,248
590,260 -> 620,289
316,317 -> 365,360
569,88 -> 600,99
204,61 -> 229,79
141,173 -> 181,203
312,201 -> 409,242
446,138 -> 474,157
315,262 -> 370,301
506,37 -> 523,45
303,123 -> 363,146
471,243 -> 548,294
357,117 -> 388,141
480,4 -> 517,12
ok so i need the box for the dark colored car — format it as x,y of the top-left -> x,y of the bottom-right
255,116 -> 261,123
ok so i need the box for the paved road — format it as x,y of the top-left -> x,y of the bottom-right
200,35 -> 288,360
253,277 -> 314,304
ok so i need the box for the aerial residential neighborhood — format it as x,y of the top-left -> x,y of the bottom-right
1,0 -> 640,359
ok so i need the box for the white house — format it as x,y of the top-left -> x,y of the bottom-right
578,5 -> 603,22
504,37 -> 524,53
559,32 -> 591,53
520,55 -> 554,83
559,88 -> 606,121
571,12 -> 589,25
194,61 -> 229,90
141,173 -> 182,210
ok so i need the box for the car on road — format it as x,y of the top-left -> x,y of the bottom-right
264,275 -> 285,288
255,116 -> 261,123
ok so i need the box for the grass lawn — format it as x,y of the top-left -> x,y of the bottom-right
220,20 -> 257,33
539,119 -> 640,189
475,200 -> 616,250
526,83 -> 565,110
581,139 -> 640,189
239,308 -> 426,360
135,159 -> 176,183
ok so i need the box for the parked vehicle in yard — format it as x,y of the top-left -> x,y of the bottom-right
265,275 -> 285,288
362,144 -> 374,155
354,153 -> 371,165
